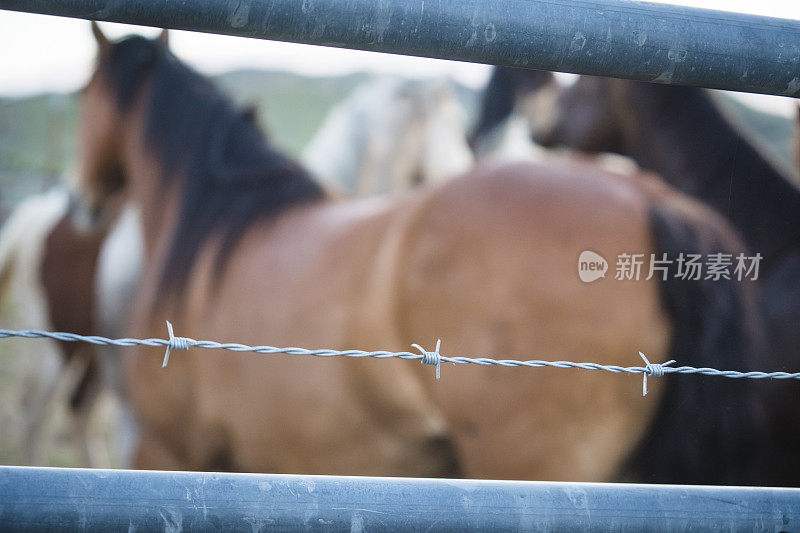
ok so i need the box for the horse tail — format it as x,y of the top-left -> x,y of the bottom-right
620,199 -> 766,485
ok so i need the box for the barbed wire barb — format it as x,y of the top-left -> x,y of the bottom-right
1,327 -> 799,396
163,321 -> 196,368
639,352 -> 676,396
412,339 -> 442,379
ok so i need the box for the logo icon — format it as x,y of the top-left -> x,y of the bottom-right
578,250 -> 608,283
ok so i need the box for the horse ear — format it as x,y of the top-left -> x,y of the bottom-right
158,29 -> 170,48
91,21 -> 110,51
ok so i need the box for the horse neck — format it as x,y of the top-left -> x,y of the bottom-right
615,82 -> 800,264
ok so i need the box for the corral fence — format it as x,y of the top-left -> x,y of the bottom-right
1,466 -> 799,531
1,0 -> 800,530
3,0 -> 800,97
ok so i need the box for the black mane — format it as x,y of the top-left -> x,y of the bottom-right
100,36 -> 325,295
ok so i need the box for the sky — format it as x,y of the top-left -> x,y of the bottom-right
0,1 -> 798,115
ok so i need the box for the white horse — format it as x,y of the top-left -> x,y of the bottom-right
302,76 -> 474,197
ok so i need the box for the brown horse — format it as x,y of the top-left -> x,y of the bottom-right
77,26 -> 763,484
475,69 -> 800,485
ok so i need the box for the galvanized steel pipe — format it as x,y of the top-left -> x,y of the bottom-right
1,466 -> 799,531
1,0 -> 799,96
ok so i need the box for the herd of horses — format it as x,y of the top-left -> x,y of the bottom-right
1,24 -> 798,486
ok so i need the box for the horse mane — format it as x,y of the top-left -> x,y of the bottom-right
99,36 -> 325,295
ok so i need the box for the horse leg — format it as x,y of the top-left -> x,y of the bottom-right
69,401 -> 95,468
67,351 -> 104,468
20,344 -> 64,465
96,344 -> 141,468
109,396 -> 140,468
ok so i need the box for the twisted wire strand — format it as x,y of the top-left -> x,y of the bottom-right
2,326 -> 799,397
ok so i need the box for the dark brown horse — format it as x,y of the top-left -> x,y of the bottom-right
474,68 -> 800,485
77,26 -> 763,484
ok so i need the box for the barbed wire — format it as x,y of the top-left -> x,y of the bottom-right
2,322 -> 799,396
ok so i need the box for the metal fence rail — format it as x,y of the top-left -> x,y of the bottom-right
2,0 -> 799,97
1,466 -> 799,531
